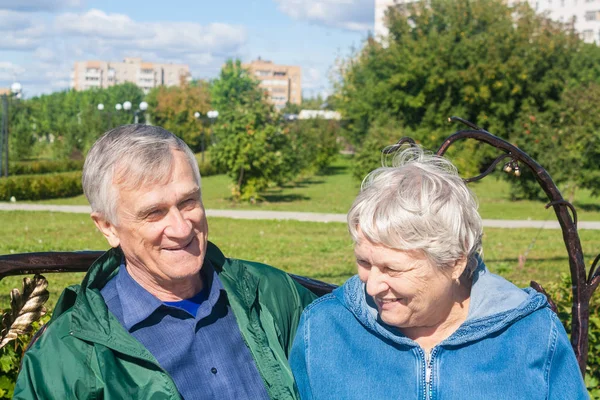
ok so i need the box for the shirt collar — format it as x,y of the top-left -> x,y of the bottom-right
116,260 -> 224,330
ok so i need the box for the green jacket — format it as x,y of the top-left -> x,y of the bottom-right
14,242 -> 317,399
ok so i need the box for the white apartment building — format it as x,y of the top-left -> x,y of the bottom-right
71,57 -> 190,93
375,0 -> 600,43
242,58 -> 302,109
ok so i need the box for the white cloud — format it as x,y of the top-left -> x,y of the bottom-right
0,10 -> 33,30
0,61 -> 26,81
0,8 -> 249,96
55,9 -> 246,54
275,0 -> 373,31
0,0 -> 83,12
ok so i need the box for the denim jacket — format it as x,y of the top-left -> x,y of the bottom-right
290,261 -> 588,399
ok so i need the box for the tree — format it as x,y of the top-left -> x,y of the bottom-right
334,0 -> 595,181
146,83 -> 211,152
510,83 -> 600,200
6,83 -> 145,161
210,60 -> 300,201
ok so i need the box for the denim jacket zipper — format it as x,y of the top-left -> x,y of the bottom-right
418,347 -> 439,400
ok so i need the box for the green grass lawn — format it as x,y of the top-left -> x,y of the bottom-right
23,155 -> 600,220
1,210 -> 599,311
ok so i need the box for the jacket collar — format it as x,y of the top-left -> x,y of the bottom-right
63,241 -> 244,358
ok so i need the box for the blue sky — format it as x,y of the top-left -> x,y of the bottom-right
0,0 -> 374,98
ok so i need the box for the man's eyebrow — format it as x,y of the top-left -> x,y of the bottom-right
180,187 -> 201,199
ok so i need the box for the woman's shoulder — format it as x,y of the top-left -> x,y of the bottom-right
302,284 -> 353,317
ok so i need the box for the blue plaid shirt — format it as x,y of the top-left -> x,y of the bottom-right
100,261 -> 270,400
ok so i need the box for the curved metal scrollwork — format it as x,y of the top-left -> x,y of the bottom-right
394,116 -> 598,375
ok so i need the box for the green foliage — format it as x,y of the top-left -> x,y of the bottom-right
510,83 -> 600,200
0,315 -> 50,399
543,276 -> 600,397
5,83 -> 144,162
336,0 -> 600,191
0,172 -> 82,201
287,118 -> 340,174
9,160 -> 83,175
210,60 -> 301,201
281,102 -> 301,114
351,119 -> 407,181
301,95 -> 337,111
146,83 -> 211,152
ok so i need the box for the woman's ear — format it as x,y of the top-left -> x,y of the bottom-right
451,257 -> 468,281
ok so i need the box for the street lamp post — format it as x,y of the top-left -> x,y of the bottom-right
0,82 -> 22,177
207,110 -> 219,146
194,110 -> 218,164
193,111 -> 206,164
97,103 -> 125,129
135,101 -> 148,124
97,101 -> 148,127
122,101 -> 148,124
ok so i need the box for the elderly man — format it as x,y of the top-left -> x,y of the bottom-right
14,125 -> 317,399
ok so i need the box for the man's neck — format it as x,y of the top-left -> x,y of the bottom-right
126,265 -> 204,302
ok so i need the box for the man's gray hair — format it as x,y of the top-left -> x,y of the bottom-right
347,146 -> 483,277
82,125 -> 201,225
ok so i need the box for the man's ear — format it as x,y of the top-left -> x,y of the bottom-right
91,212 -> 120,248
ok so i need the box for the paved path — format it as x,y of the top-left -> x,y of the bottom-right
2,203 -> 600,230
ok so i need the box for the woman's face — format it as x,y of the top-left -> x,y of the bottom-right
355,231 -> 461,332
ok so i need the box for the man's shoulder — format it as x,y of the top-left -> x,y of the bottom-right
225,257 -> 299,295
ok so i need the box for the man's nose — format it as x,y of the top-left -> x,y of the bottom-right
165,208 -> 192,238
365,267 -> 388,297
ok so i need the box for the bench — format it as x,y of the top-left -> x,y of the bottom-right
1,117 -> 598,377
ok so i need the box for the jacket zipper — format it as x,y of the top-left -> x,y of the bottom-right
418,346 -> 439,400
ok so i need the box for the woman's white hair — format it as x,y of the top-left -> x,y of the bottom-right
82,124 -> 201,225
348,146 -> 483,277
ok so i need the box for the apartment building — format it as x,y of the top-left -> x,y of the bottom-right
243,58 -> 302,109
71,57 -> 190,93
375,0 -> 600,43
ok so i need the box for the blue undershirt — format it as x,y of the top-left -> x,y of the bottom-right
163,288 -> 208,317
100,260 -> 269,400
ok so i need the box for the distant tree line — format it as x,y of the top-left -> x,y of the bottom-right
0,63 -> 340,202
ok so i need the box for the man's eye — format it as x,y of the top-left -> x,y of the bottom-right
357,259 -> 371,268
181,198 -> 198,208
146,209 -> 165,219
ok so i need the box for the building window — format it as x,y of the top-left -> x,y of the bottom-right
583,29 -> 594,41
585,10 -> 600,20
255,70 -> 271,77
141,68 -> 153,74
273,71 -> 287,77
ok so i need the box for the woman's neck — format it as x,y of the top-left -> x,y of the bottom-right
404,281 -> 472,352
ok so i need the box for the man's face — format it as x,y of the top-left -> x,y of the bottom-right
95,150 -> 208,290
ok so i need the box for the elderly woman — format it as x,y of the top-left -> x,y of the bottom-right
290,148 -> 587,399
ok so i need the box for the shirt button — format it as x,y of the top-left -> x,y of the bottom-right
211,367 -> 217,374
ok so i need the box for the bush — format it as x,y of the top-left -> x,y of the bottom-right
9,160 -> 83,176
287,119 -> 340,174
0,172 -> 83,201
198,161 -> 220,177
543,275 -> 600,397
351,120 -> 407,181
0,315 -> 50,399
